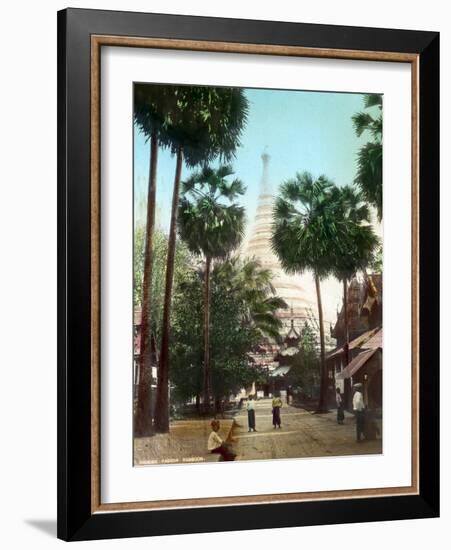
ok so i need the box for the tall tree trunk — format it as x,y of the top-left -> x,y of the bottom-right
154,145 -> 183,433
342,277 -> 351,410
202,255 -> 212,413
343,277 -> 350,366
315,273 -> 328,413
135,131 -> 158,437
214,398 -> 220,417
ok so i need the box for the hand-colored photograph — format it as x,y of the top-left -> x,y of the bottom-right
132,83 -> 383,466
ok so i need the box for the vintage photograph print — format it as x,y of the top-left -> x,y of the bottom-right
133,83 -> 383,466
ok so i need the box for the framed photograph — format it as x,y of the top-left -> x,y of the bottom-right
57,8 -> 439,541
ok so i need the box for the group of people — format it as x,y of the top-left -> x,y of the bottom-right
208,385 -> 377,462
207,394 -> 284,461
246,394 -> 283,432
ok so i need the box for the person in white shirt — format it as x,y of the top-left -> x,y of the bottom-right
352,383 -> 365,442
207,420 -> 236,461
246,395 -> 257,432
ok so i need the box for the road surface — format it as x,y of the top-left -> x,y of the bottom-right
232,398 -> 382,461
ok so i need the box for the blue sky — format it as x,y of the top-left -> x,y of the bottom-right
134,87 -> 373,233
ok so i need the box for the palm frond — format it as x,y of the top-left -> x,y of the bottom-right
352,112 -> 376,137
364,94 -> 383,109
352,94 -> 383,218
178,164 -> 246,260
354,142 -> 383,220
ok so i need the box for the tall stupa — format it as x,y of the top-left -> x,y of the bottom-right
244,150 -> 319,336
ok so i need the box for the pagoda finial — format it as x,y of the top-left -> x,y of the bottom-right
260,147 -> 271,195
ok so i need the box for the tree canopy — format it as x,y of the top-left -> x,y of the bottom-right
134,225 -> 192,344
352,94 -> 383,220
134,84 -> 249,166
329,185 -> 379,282
169,260 -> 273,403
178,164 -> 246,259
213,257 -> 288,341
271,172 -> 340,279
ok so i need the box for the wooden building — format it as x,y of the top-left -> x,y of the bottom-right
327,274 -> 383,412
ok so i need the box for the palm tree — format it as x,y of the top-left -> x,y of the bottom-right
154,88 -> 248,432
353,94 -> 383,220
133,84 -> 171,437
272,172 -> 340,413
331,186 -> 379,366
178,165 -> 246,413
214,257 -> 288,340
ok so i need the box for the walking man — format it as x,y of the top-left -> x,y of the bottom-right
246,394 -> 257,432
272,394 -> 283,428
352,383 -> 365,442
336,387 -> 345,425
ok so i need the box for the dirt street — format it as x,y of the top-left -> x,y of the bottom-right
232,398 -> 382,461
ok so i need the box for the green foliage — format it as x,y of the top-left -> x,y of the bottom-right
213,257 -> 288,341
169,259 -> 279,403
176,164 -> 247,405
168,270 -> 204,402
134,84 -> 249,166
271,171 -> 379,410
370,244 -> 383,273
134,83 -> 249,429
134,225 -> 192,344
271,174 -> 378,282
178,164 -> 246,259
271,172 -> 341,279
329,185 -> 380,281
286,321 -> 321,398
133,223 -> 146,308
209,283 -> 261,399
352,94 -> 383,220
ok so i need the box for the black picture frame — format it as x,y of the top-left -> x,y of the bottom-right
57,7 -> 439,541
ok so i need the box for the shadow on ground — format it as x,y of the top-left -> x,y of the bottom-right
25,519 -> 57,538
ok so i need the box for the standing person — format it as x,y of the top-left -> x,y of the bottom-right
352,383 -> 365,442
286,387 -> 291,405
336,387 -> 345,425
246,395 -> 257,432
207,420 -> 236,461
272,394 -> 283,428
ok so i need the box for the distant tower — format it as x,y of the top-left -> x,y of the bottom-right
245,149 -> 279,271
245,150 -> 317,335
260,147 -> 271,195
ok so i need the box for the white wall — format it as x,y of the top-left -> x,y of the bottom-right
0,0 -> 448,548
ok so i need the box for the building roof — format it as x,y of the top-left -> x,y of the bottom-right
335,348 -> 379,380
326,327 -> 382,360
285,324 -> 299,342
332,274 -> 382,341
270,365 -> 291,377
362,328 -> 383,350
279,346 -> 299,357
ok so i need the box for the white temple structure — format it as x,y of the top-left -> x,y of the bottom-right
243,150 -> 336,338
